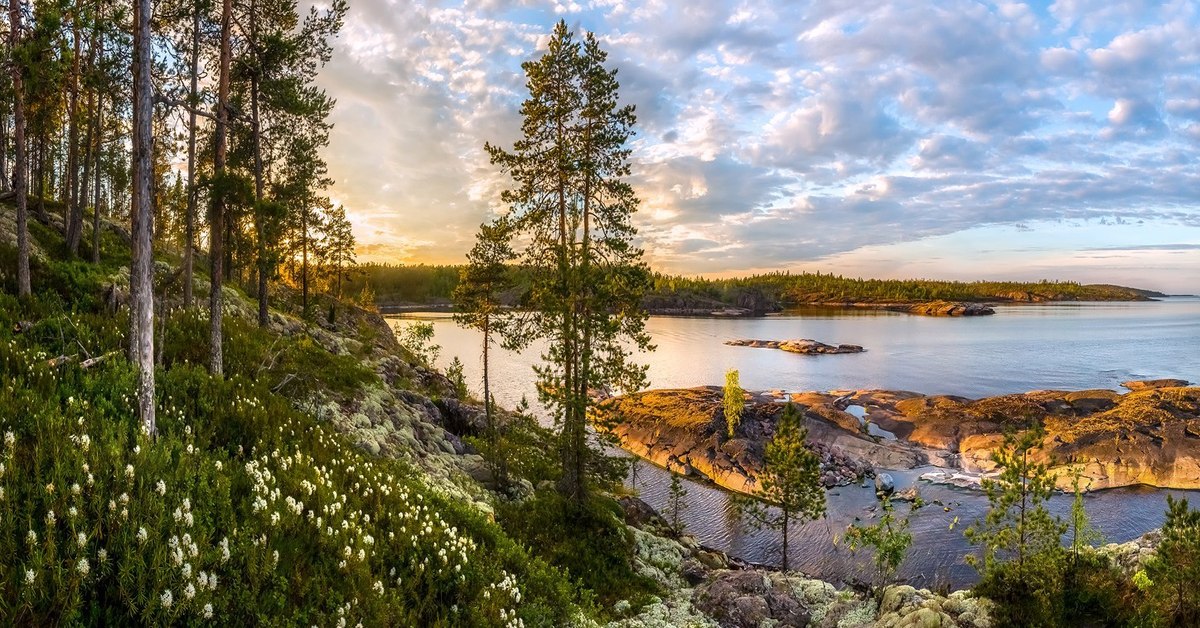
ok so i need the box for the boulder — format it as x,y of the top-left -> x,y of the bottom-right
875,473 -> 895,496
693,571 -> 810,628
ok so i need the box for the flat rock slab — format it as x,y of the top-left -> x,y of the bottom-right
726,339 -> 865,354
1122,379 -> 1191,391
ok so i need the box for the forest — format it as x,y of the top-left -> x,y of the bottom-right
348,263 -> 1160,310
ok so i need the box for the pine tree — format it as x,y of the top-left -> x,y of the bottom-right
486,20 -> 651,507
453,221 -> 514,486
737,402 -> 825,571
1145,496 -> 1200,624
965,422 -> 1067,624
844,496 -> 913,598
667,474 -> 688,537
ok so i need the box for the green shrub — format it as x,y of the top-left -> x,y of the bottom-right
496,491 -> 657,612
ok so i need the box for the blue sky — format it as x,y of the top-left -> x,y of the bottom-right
315,0 -> 1200,293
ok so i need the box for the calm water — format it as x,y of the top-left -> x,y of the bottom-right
389,298 -> 1200,587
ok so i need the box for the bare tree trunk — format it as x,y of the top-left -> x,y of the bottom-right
10,0 -> 29,298
0,112 -> 8,191
183,0 -> 200,307
132,0 -> 157,436
210,0 -> 233,376
301,206 -> 309,315
65,10 -> 83,256
781,509 -> 790,571
35,133 -> 46,222
91,37 -> 104,265
251,71 -> 268,327
79,17 -> 97,258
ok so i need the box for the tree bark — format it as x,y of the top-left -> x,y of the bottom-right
251,72 -> 268,327
9,0 -> 30,298
210,0 -> 233,376
91,35 -> 104,264
301,206 -> 309,315
0,112 -> 8,192
65,9 -> 83,255
132,0 -> 157,436
183,0 -> 200,307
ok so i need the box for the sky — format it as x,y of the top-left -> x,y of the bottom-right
314,0 -> 1200,294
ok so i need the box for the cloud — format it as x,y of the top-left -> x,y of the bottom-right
314,0 -> 1200,290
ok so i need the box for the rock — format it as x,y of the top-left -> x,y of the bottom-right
891,486 -> 921,503
692,571 -> 810,628
461,455 -> 495,487
603,384 -> 1200,494
681,558 -> 709,585
619,496 -> 671,532
725,339 -> 866,355
875,473 -> 895,496
897,301 -> 995,317
1122,378 -> 1190,391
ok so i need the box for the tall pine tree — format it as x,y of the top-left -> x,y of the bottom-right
486,20 -> 651,507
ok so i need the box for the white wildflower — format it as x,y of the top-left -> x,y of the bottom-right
203,604 -> 213,619
24,569 -> 35,585
160,590 -> 173,609
76,558 -> 90,576
156,480 -> 166,496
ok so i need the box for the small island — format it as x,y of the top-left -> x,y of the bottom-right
725,339 -> 865,354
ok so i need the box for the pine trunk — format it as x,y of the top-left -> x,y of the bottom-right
10,0 -> 29,298
252,73 -> 268,327
132,0 -> 157,436
210,0 -> 233,376
183,0 -> 200,307
65,12 -> 83,256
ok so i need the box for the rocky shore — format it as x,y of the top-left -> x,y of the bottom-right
598,380 -> 1200,495
610,496 -> 998,628
726,339 -> 865,354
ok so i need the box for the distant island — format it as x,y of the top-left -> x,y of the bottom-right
351,263 -> 1165,317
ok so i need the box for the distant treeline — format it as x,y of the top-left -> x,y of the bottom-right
350,263 -> 1161,309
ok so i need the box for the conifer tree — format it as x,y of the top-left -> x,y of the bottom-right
737,402 -> 825,571
453,221 -> 514,484
1145,496 -> 1200,624
844,496 -> 913,598
486,20 -> 651,507
965,422 -> 1067,624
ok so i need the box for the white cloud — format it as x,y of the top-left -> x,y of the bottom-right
315,0 -> 1200,290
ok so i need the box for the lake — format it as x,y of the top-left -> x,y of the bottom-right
388,298 -> 1200,588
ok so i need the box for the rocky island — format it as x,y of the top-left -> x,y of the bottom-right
597,379 -> 1200,496
725,339 -> 865,354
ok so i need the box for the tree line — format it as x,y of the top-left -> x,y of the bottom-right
350,264 -> 1159,310
4,0 -> 354,433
